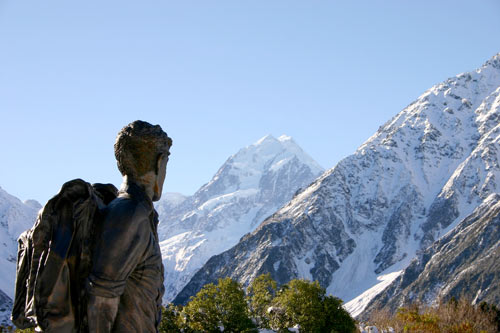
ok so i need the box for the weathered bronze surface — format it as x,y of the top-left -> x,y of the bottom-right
12,179 -> 117,332
86,120 -> 172,332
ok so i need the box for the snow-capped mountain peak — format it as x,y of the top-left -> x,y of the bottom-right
156,134 -> 324,301
0,187 -> 40,325
0,187 -> 40,243
192,134 -> 323,204
255,133 -> 276,145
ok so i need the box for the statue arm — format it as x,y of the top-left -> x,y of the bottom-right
87,294 -> 120,332
86,201 -> 150,331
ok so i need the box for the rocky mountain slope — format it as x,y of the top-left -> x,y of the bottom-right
0,187 -> 40,325
361,192 -> 500,318
156,135 -> 324,301
174,53 -> 500,309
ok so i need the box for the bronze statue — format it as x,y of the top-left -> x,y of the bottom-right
12,120 -> 171,332
86,120 -> 172,332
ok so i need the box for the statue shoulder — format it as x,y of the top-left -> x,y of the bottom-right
104,196 -> 151,228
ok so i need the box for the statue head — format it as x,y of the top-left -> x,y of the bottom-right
114,120 -> 172,201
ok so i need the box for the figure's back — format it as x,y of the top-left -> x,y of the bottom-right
87,182 -> 164,332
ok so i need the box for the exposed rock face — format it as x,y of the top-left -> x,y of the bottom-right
174,53 -> 500,308
0,186 -> 40,325
156,135 -> 324,302
362,193 -> 500,318
0,289 -> 13,327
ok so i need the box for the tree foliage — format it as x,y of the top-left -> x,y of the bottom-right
269,279 -> 356,333
247,273 -> 277,329
271,279 -> 324,331
155,275 -> 356,333
183,282 -> 220,332
182,277 -> 257,332
159,303 -> 185,333
322,294 -> 357,333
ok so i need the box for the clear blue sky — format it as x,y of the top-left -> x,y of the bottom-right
1,1 -> 499,204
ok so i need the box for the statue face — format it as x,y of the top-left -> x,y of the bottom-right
152,153 -> 169,201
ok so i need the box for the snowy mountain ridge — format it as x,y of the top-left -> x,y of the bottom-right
361,192 -> 500,317
173,53 -> 500,312
156,134 -> 324,302
0,186 -> 40,325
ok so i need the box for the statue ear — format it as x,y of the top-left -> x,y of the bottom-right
155,153 -> 165,175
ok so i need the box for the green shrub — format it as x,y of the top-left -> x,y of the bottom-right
322,295 -> 357,333
183,277 -> 257,332
165,275 -> 355,333
247,273 -> 277,329
270,279 -> 356,333
159,303 -> 186,333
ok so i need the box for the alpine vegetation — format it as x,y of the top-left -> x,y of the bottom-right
159,274 -> 356,333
